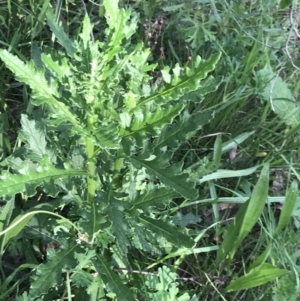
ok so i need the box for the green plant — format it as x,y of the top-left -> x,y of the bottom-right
0,0 -> 222,299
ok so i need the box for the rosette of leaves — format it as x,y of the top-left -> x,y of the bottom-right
0,0 -> 221,299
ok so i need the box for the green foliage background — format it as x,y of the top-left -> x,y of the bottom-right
0,0 -> 299,300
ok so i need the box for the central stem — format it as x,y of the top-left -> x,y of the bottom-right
86,115 -> 96,204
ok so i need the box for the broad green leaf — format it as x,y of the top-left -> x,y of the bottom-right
257,65 -> 300,128
131,187 -> 180,210
154,110 -> 213,150
0,50 -> 80,128
135,53 -> 221,108
216,164 -> 269,265
280,0 -> 292,9
46,9 -> 76,57
92,254 -> 135,301
139,215 -> 194,248
0,157 -> 87,198
225,263 -> 289,292
274,180 -> 298,235
130,153 -> 198,200
29,243 -> 80,298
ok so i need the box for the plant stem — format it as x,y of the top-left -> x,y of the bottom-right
86,115 -> 96,204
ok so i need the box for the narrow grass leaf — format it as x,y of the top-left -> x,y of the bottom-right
0,198 -> 14,253
216,164 -> 269,265
237,163 -> 269,242
147,245 -> 219,269
225,263 -> 289,292
195,165 -> 259,183
247,245 -> 272,272
274,180 -> 298,235
213,134 -> 222,168
221,131 -> 255,154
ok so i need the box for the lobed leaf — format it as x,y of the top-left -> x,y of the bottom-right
29,243 -> 80,298
0,50 -> 80,128
120,103 -> 184,137
131,187 -> 180,211
130,153 -> 198,200
139,215 -> 194,248
154,110 -> 213,150
0,157 -> 87,199
94,122 -> 121,149
135,53 -> 221,108
46,9 -> 76,57
92,254 -> 135,301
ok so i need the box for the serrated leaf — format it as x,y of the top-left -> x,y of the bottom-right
121,104 -> 184,137
130,153 -> 197,200
80,15 -> 94,49
131,187 -> 180,210
29,243 -> 80,298
0,50 -> 79,128
46,9 -> 76,57
41,53 -> 72,82
225,263 -> 289,292
94,122 -> 121,149
106,205 -> 130,255
173,212 -> 202,227
136,53 -> 221,108
139,215 -> 194,248
92,254 -> 135,301
154,110 -> 212,150
78,203 -> 107,240
0,156 -> 87,198
72,270 -> 94,288
20,115 -> 51,161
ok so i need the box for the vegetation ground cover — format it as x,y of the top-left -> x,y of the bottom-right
0,0 -> 300,300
